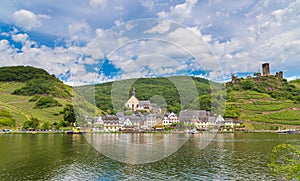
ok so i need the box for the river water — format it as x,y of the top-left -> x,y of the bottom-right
0,133 -> 299,180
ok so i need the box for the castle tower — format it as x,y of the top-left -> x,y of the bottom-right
262,63 -> 270,76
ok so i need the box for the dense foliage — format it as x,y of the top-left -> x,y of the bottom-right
0,66 -> 50,82
62,104 -> 76,126
13,77 -> 71,98
22,117 -> 40,130
269,144 -> 300,180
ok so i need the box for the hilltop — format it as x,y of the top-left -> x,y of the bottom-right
0,66 -> 100,130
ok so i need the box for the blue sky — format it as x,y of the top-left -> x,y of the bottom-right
0,0 -> 299,85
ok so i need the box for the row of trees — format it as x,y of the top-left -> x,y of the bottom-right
22,104 -> 75,131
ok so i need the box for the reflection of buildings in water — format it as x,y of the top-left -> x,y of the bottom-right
85,133 -> 189,164
212,133 -> 235,178
71,134 -> 82,142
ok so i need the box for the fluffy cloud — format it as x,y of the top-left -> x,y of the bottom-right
158,0 -> 198,22
13,9 -> 41,30
11,33 -> 29,43
0,30 -> 87,84
0,40 -> 10,52
1,0 -> 300,84
144,20 -> 171,34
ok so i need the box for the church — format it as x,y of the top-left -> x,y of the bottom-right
125,88 -> 153,112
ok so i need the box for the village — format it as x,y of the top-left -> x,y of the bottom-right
83,63 -> 288,133
84,88 -> 243,133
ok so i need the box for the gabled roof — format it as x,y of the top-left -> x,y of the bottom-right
179,110 -> 208,121
139,100 -> 150,106
216,115 -> 225,124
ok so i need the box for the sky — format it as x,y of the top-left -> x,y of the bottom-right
0,0 -> 299,85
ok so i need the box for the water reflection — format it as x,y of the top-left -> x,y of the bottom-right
84,133 -> 190,164
1,133 -> 299,180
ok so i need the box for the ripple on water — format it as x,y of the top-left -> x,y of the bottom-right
1,133 -> 298,180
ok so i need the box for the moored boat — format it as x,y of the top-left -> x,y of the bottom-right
277,129 -> 299,134
66,127 -> 83,134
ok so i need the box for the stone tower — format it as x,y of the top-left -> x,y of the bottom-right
262,63 -> 270,76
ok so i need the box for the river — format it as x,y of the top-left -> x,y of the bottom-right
0,133 -> 299,180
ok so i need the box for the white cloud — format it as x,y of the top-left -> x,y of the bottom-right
90,0 -> 107,8
95,28 -> 105,37
12,33 -> 29,43
0,40 -> 10,52
144,20 -> 171,34
158,0 -> 198,22
13,9 -> 41,30
1,0 -> 299,83
0,30 -> 88,84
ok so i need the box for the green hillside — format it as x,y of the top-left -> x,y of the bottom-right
78,75 -> 300,129
0,66 -> 100,130
76,76 -> 213,114
1,65 -> 299,130
226,76 -> 300,130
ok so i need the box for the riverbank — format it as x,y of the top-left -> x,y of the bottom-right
1,129 -> 298,134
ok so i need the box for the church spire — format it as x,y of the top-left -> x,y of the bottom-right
132,87 -> 136,97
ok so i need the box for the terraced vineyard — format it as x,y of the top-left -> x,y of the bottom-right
227,90 -> 300,130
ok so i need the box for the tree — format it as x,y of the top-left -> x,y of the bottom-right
22,117 -> 40,130
241,79 -> 254,90
42,121 -> 51,130
62,104 -> 76,126
268,144 -> 300,180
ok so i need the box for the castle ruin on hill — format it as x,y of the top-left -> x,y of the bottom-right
231,63 -> 283,84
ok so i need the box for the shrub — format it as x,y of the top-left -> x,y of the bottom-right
22,117 -> 40,130
0,117 -> 16,127
34,96 -> 61,109
29,95 -> 40,102
0,109 -> 12,117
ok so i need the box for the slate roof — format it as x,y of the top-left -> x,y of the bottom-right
139,100 -> 150,106
179,110 -> 209,122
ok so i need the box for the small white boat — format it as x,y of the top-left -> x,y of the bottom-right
185,129 -> 199,134
277,129 -> 299,134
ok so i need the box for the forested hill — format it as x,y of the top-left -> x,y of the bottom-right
0,66 -> 70,98
0,66 -> 99,129
0,66 -> 51,82
76,76 -> 215,114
